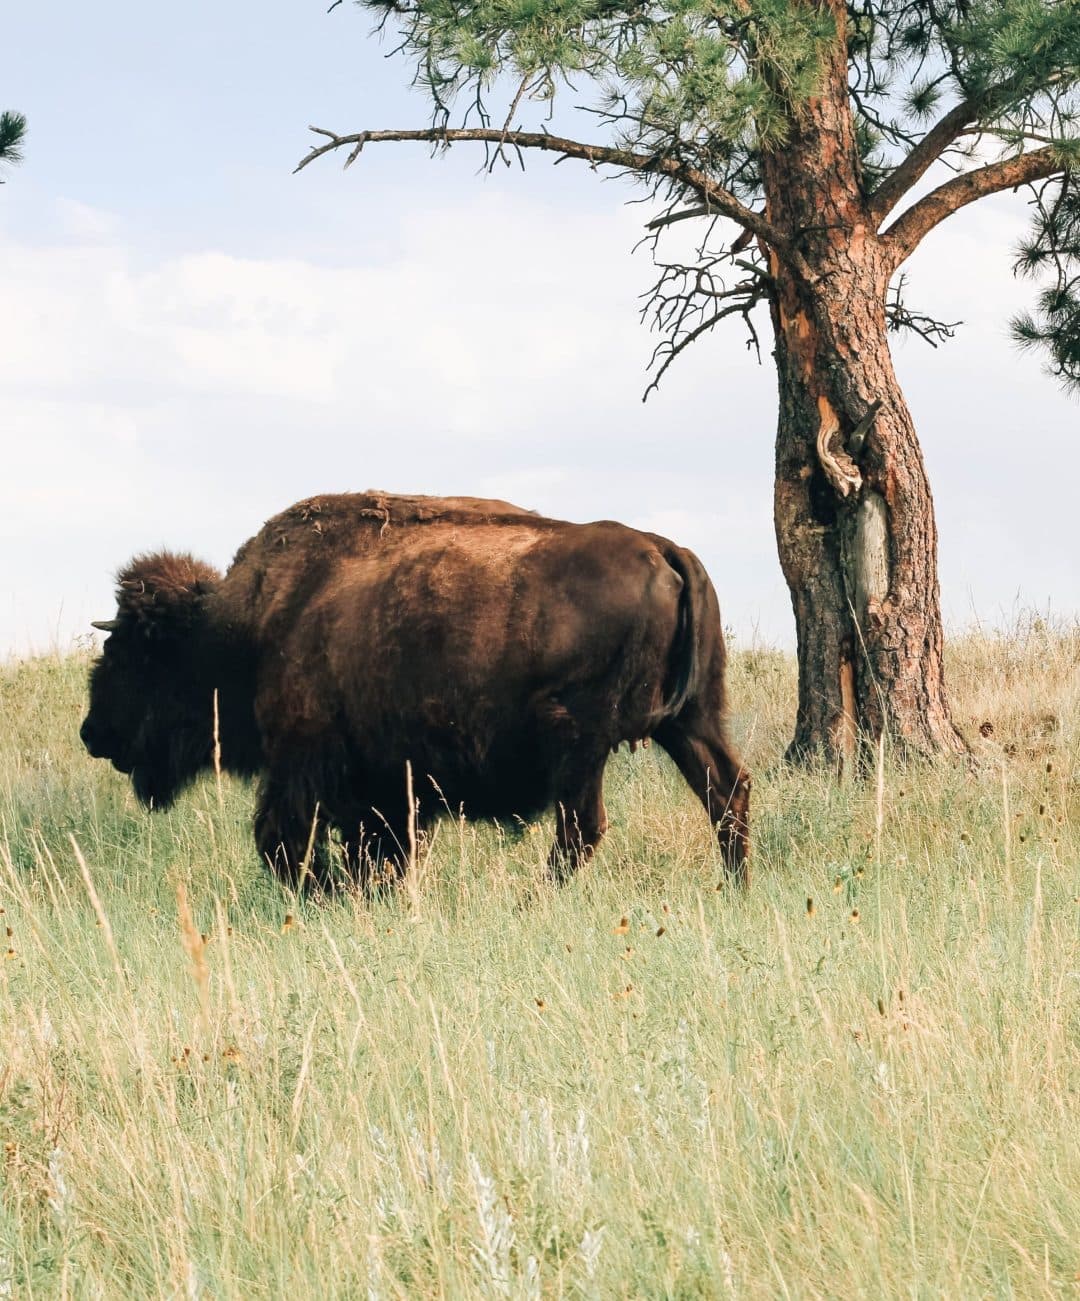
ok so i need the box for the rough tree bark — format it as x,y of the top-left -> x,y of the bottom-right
760,5 -> 967,765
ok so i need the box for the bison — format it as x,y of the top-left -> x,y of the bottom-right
81,492 -> 750,889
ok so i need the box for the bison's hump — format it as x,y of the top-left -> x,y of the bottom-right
228,491 -> 545,568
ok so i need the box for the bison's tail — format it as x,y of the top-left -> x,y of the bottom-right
651,539 -> 713,719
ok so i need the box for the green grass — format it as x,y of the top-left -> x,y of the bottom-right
0,626 -> 1078,1297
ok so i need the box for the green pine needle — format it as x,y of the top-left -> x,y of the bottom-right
0,110 -> 27,167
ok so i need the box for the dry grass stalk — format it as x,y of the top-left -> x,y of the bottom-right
176,879 -> 210,1035
69,832 -> 125,985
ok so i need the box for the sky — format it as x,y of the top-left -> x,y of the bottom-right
2,0 -> 1077,658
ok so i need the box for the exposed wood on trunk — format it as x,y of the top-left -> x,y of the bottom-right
816,399 -> 863,498
853,492 -> 890,627
834,653 -> 857,768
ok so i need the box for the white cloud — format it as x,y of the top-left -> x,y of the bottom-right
0,192 -> 776,654
1,184 -> 1077,659
55,198 -> 119,242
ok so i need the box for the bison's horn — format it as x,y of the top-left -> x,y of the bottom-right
91,619 -> 119,632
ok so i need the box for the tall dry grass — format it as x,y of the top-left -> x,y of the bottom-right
0,624 -> 1077,1297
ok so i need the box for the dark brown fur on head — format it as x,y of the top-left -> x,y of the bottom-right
114,553 -> 222,639
81,550 -> 259,811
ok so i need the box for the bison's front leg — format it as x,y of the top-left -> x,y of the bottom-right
254,770 -> 328,891
337,812 -> 410,897
547,753 -> 609,884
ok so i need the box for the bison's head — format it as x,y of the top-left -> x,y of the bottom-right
81,553 -> 224,810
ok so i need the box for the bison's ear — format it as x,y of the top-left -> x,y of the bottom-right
115,552 -> 222,640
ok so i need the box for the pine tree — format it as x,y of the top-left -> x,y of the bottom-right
298,1 -> 1080,764
0,111 -> 27,180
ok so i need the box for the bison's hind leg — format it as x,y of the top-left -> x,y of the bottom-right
547,748 -> 610,884
654,718 -> 751,887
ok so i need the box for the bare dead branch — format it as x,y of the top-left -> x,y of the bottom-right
886,273 -> 962,346
494,75 -> 531,170
645,205 -> 711,231
641,264 -> 768,400
643,304 -> 740,400
296,124 -> 801,267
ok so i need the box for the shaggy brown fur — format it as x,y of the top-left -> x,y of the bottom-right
82,492 -> 750,890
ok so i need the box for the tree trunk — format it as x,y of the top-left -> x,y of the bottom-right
769,264 -> 966,764
759,4 -> 967,766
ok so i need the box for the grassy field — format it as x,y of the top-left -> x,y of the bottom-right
0,624 -> 1077,1298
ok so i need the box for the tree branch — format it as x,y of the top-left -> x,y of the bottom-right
639,241 -> 770,399
868,99 -> 978,227
643,291 -> 766,400
296,124 -> 800,268
645,205 -> 711,231
886,273 -> 962,347
867,63 -> 1072,229
882,146 -> 1064,270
